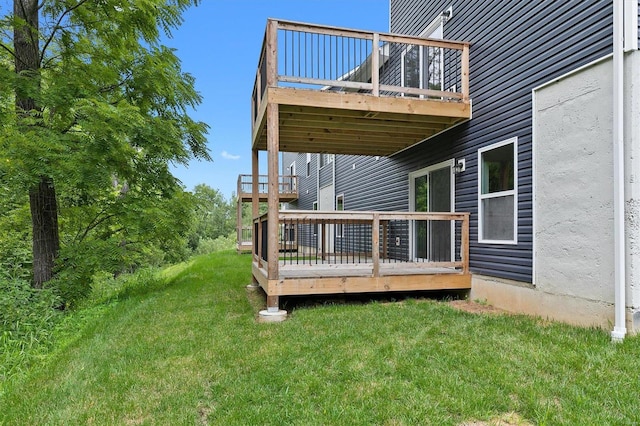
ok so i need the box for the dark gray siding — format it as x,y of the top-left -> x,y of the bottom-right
318,161 -> 334,188
330,0 -> 613,283
283,152 -> 317,210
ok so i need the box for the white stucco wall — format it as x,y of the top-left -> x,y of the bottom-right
534,58 -> 615,304
532,51 -> 640,331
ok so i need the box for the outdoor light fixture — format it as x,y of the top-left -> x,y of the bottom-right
453,158 -> 466,174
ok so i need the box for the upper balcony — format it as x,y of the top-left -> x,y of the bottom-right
237,174 -> 298,202
251,19 -> 471,156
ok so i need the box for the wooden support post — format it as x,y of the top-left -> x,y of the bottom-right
461,214 -> 469,274
267,103 -> 280,283
461,44 -> 470,102
264,20 -> 280,308
267,295 -> 280,311
372,33 -> 380,97
252,149 -> 259,260
372,213 -> 380,277
236,197 -> 242,251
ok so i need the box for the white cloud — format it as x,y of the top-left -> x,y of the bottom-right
221,151 -> 240,160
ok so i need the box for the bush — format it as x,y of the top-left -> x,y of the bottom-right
88,267 -> 165,305
0,277 -> 62,381
193,233 -> 236,256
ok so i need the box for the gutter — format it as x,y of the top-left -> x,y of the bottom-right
611,0 -> 626,342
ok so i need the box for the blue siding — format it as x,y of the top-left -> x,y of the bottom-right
336,0 -> 611,283
285,0 -> 613,283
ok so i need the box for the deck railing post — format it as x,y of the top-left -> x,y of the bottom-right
320,221 -> 326,261
236,197 -> 241,251
372,33 -> 380,96
461,44 -> 470,102
372,213 -> 380,277
266,19 -> 278,87
461,213 -> 469,274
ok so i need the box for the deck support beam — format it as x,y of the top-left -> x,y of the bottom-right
266,101 -> 280,311
251,148 -> 259,285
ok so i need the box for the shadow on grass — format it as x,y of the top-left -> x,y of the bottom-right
279,289 -> 470,312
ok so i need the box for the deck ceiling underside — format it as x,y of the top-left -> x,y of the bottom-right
253,88 -> 471,156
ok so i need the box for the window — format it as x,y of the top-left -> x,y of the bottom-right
306,153 -> 311,177
336,194 -> 344,237
401,10 -> 449,96
319,153 -> 334,168
478,138 -> 517,244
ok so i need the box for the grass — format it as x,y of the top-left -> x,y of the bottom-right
1,250 -> 640,425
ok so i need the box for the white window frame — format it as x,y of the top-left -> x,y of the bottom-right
319,153 -> 334,168
306,153 -> 311,177
408,159 -> 455,261
478,137 -> 518,245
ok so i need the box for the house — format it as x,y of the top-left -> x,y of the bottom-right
243,0 -> 640,337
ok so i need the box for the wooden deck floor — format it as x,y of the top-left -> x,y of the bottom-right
253,261 -> 470,297
279,263 -> 461,278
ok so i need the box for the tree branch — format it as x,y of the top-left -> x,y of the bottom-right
0,42 -> 17,61
76,211 -> 117,243
40,0 -> 90,63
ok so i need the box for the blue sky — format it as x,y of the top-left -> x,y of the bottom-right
166,0 -> 390,199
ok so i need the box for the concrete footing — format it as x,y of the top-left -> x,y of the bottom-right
258,309 -> 288,323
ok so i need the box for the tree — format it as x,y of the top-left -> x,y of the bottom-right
187,184 -> 235,251
0,0 -> 209,287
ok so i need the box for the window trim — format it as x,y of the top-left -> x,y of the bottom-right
319,153 -> 334,169
306,153 -> 311,177
477,137 -> 518,245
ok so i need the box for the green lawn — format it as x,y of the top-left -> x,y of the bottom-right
1,251 -> 639,425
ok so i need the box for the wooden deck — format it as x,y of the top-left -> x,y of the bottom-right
236,174 -> 298,203
253,263 -> 470,297
251,19 -> 471,156
236,174 -> 297,253
251,211 -> 471,300
248,20 -> 473,310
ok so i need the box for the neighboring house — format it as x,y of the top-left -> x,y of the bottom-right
245,0 -> 640,337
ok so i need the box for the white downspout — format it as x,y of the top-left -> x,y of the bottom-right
611,0 -> 626,342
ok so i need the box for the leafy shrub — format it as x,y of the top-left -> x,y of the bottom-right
0,277 -> 62,380
193,233 -> 236,256
88,267 -> 165,305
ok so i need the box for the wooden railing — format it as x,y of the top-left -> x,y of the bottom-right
240,226 -> 252,244
237,174 -> 298,196
252,18 -> 470,126
253,210 -> 469,277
